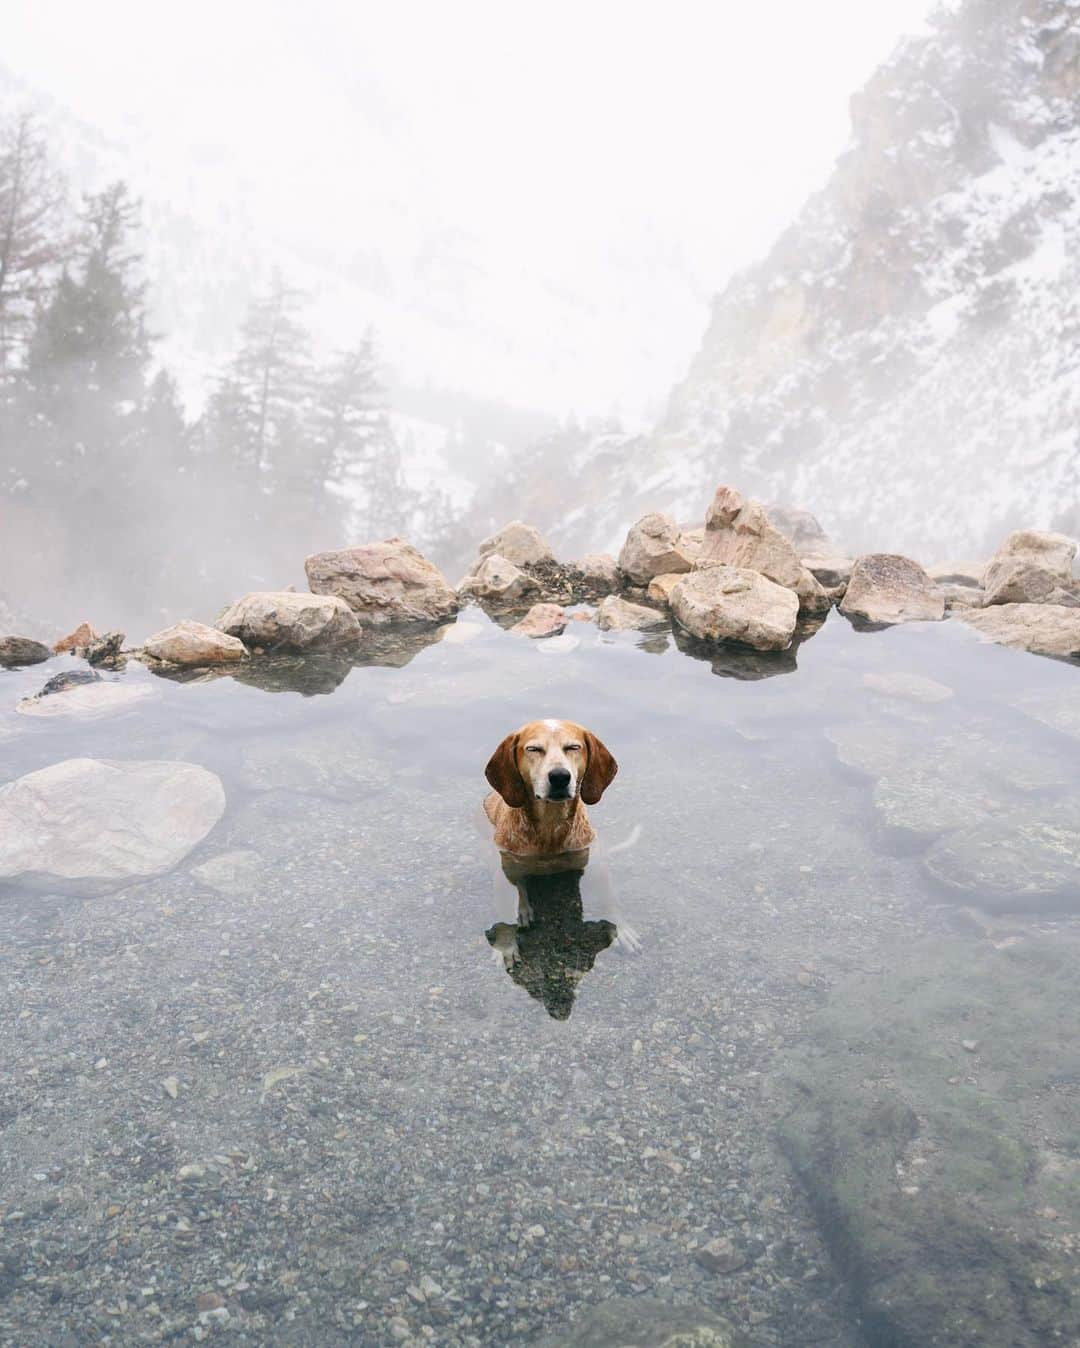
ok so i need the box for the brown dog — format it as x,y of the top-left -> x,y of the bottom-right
483,718 -> 617,857
481,719 -> 637,968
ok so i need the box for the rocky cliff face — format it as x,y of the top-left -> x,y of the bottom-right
587,0 -> 1080,561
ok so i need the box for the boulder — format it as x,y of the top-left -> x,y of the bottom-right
982,558 -> 1078,607
39,669 -> 101,696
957,603 -> 1080,659
802,555 -> 852,589
617,512 -> 696,585
509,603 -> 567,638
306,538 -> 459,625
700,485 -> 831,613
924,805 -> 1080,909
670,565 -> 799,651
0,635 -> 51,668
575,553 -> 620,593
764,502 -> 833,554
778,936 -> 1080,1348
646,572 -> 685,605
0,758 -> 225,894
594,595 -> 667,632
840,554 -> 945,625
826,718 -> 1070,847
17,680 -> 156,720
678,526 -> 704,561
475,520 -> 555,570
983,528 -> 1077,584
217,591 -> 361,651
457,554 -> 539,606
52,621 -> 98,655
85,631 -> 126,667
142,619 -> 247,667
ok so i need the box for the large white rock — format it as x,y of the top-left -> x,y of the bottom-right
216,591 -> 360,650
617,513 -> 696,585
475,521 -> 555,569
457,554 -> 539,605
142,620 -> 247,666
700,485 -> 831,612
0,758 -> 225,892
670,565 -> 799,651
957,603 -> 1080,659
305,538 -> 459,625
840,554 -> 945,625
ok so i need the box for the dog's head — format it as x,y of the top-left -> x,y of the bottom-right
485,719 -> 617,808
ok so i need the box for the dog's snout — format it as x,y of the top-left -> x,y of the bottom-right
548,767 -> 571,790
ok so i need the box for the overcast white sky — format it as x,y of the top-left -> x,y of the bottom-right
4,0 -> 937,417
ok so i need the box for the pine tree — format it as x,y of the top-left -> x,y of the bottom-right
0,112 -> 67,380
21,182 -> 151,500
212,271 -> 312,481
313,332 -> 412,540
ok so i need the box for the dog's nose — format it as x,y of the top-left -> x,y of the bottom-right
548,768 -> 571,791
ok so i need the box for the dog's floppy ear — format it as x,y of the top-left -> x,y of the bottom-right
485,732 -> 529,808
580,729 -> 618,805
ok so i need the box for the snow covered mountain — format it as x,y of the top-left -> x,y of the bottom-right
527,0 -> 1080,563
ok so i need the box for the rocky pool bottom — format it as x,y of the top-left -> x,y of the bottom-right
0,607 -> 1078,1347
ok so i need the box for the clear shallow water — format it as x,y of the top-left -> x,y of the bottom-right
1,608 -> 1078,1346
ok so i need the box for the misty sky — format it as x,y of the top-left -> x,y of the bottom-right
5,0 -> 936,418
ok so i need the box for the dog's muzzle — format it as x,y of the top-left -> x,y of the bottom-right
545,767 -> 573,800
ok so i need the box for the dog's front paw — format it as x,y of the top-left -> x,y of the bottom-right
487,923 -> 522,970
517,893 -> 534,929
613,922 -> 642,955
491,940 -> 521,970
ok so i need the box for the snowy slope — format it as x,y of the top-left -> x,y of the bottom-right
591,0 -> 1080,560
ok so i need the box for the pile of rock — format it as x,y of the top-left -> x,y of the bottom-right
3,495 -> 1079,672
957,530 -> 1080,659
622,487 -> 836,652
616,512 -> 699,588
141,538 -> 461,666
458,520 -> 624,608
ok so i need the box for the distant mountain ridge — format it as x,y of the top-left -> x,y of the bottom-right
501,0 -> 1080,564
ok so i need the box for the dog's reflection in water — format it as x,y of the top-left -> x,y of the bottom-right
486,851 -> 620,1020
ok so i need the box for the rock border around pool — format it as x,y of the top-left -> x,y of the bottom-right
4,486 -> 1079,664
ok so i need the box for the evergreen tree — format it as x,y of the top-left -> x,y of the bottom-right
313,332 -> 412,540
0,112 -> 67,379
21,181 -> 151,500
209,271 -> 312,481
